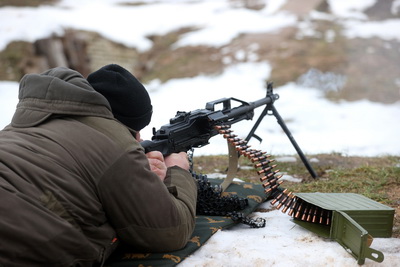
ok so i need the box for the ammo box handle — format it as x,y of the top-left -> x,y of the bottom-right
331,211 -> 384,265
365,247 -> 384,263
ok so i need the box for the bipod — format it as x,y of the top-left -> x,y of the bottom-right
244,82 -> 318,179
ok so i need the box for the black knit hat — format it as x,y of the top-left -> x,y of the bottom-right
87,64 -> 152,131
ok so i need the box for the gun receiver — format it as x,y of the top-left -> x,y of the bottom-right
141,93 -> 279,156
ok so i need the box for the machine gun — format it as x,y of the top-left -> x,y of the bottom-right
141,82 -> 317,228
141,82 -> 317,180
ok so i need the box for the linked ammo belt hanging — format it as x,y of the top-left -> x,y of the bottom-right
214,123 -> 332,226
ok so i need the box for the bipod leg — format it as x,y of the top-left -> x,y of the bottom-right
244,105 -> 270,144
271,105 -> 318,179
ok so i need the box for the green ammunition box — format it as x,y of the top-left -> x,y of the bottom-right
291,193 -> 395,265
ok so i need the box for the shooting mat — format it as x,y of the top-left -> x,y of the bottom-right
104,179 -> 268,267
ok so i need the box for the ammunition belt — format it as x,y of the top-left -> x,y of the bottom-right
217,124 -> 332,226
191,171 -> 266,228
190,124 -> 331,228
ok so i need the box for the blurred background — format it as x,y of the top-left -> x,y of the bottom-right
1,0 -> 399,103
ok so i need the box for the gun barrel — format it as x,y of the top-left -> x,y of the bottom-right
211,93 -> 279,128
252,93 -> 280,108
226,93 -> 279,120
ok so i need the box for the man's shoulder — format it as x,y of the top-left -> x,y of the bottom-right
73,116 -> 141,150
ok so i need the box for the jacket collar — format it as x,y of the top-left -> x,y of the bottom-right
12,67 -> 114,127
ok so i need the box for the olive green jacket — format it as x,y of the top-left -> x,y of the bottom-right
0,67 -> 197,266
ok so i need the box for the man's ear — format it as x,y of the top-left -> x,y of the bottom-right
135,131 -> 141,141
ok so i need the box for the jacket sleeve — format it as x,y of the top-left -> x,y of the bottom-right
97,146 -> 197,252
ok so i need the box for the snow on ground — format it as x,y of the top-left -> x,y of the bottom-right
1,1 -> 399,266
